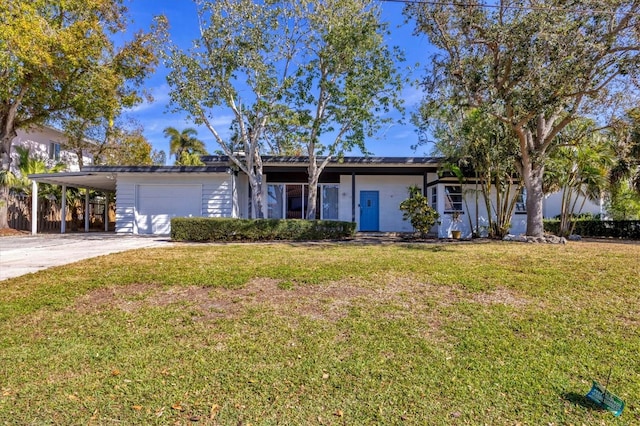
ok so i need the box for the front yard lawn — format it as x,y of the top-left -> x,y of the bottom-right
1,241 -> 638,424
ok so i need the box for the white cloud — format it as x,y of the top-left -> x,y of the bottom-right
401,84 -> 424,108
125,84 -> 172,113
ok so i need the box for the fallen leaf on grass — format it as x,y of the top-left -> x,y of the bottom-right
171,404 -> 185,411
132,405 -> 143,411
210,404 -> 220,419
334,409 -> 343,417
111,369 -> 120,376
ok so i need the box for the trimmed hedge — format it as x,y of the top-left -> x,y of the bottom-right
544,219 -> 640,239
171,217 -> 357,242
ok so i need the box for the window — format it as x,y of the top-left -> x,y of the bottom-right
444,185 -> 462,212
515,188 -> 526,214
267,183 -> 340,220
430,187 -> 437,210
286,185 -> 304,218
267,184 -> 285,219
321,185 -> 339,220
49,142 -> 61,161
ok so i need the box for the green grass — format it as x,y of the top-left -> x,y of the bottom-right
1,241 -> 639,424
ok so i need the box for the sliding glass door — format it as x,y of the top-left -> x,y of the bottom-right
267,183 -> 339,220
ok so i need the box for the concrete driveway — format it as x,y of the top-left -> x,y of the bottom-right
0,233 -> 172,281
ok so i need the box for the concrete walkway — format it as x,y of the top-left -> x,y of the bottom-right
0,233 -> 171,281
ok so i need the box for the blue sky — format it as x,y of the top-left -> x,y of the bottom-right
124,0 -> 434,162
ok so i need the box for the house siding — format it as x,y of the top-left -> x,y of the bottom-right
11,127 -> 93,173
115,173 -> 232,234
338,175 -> 424,232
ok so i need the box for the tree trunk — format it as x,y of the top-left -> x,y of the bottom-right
306,160 -> 320,220
0,129 -> 17,229
0,183 -> 9,229
75,148 -> 84,169
249,169 -> 264,219
522,162 -> 545,237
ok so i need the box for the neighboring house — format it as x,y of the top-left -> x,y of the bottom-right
9,125 -> 93,173
28,155 -> 604,236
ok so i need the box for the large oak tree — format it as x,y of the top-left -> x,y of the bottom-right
406,0 -> 640,236
0,0 -> 161,228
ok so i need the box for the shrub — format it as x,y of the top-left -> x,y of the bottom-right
399,185 -> 440,237
544,219 -> 640,239
171,217 -> 356,242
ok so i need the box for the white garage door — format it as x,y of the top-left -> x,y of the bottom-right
136,184 -> 202,235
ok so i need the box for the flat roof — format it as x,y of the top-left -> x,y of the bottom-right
28,172 -> 118,192
29,166 -> 230,191
27,157 -> 447,190
201,155 -> 444,167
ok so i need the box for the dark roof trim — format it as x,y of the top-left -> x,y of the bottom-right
28,171 -> 98,179
201,155 -> 444,166
81,165 -> 230,173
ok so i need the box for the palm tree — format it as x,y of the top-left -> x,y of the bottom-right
162,127 -> 208,164
12,146 -> 66,198
610,109 -> 640,194
544,121 -> 612,236
607,109 -> 640,219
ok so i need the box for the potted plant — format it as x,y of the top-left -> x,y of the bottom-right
450,211 -> 462,239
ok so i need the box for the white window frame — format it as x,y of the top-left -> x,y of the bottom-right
320,184 -> 339,221
49,142 -> 61,161
515,188 -> 527,214
444,185 -> 463,212
266,183 -> 340,220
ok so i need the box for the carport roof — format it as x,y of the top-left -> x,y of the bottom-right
28,165 -> 230,191
28,171 -> 118,191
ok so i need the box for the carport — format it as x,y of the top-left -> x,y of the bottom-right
28,171 -> 116,235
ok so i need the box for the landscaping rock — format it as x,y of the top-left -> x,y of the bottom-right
568,234 -> 582,241
503,234 -> 567,244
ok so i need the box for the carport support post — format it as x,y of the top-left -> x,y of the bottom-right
31,181 -> 38,235
61,185 -> 67,234
104,192 -> 109,232
84,188 -> 90,233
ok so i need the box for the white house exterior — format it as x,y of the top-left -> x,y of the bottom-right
114,171 -> 234,235
28,155 -> 603,236
10,125 -> 93,173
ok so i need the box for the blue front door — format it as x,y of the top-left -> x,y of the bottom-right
359,191 -> 379,231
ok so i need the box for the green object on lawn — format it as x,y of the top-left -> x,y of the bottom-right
585,380 -> 625,417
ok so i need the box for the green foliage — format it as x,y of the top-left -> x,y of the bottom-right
545,219 -> 640,239
102,127 -> 155,166
150,149 -> 167,166
432,110 -> 522,238
162,127 -> 207,164
0,0 -> 163,227
11,146 -> 65,198
407,1 -> 640,237
164,0 -> 402,219
171,218 -> 356,242
605,181 -> 640,220
544,120 -> 613,236
609,108 -> 640,195
174,151 -> 205,166
399,185 -> 440,237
